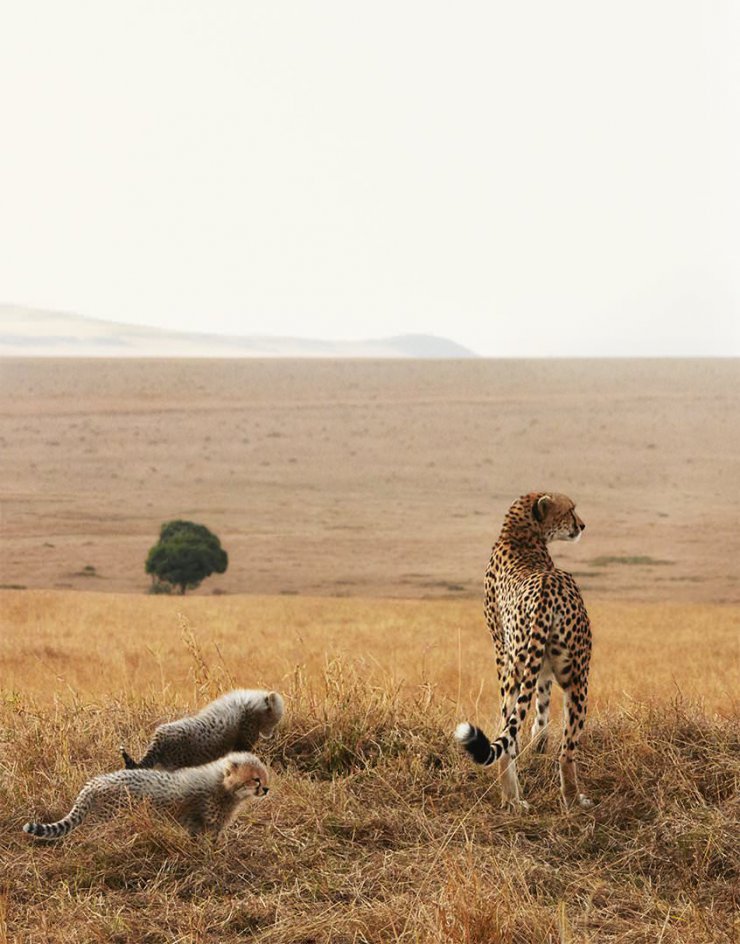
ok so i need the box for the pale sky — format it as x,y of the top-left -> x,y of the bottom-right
1,1 -> 738,356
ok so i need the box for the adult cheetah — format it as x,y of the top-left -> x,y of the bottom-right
455,492 -> 592,809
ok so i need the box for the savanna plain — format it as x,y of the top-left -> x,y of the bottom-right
1,358 -> 739,943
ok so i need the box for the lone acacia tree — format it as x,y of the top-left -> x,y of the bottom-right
145,520 -> 228,594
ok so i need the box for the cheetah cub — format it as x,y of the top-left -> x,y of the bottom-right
24,752 -> 269,839
455,492 -> 593,810
120,689 -> 284,771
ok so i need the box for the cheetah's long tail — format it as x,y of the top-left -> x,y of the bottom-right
454,690 -> 542,768
454,723 -> 499,766
456,584 -> 549,767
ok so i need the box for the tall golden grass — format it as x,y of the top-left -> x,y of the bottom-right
1,590 -> 737,714
1,590 -> 738,943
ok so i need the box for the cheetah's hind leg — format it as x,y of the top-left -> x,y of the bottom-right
530,671 -> 553,753
559,676 -> 593,810
499,678 -> 526,809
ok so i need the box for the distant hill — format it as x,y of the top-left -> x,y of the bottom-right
0,306 -> 477,358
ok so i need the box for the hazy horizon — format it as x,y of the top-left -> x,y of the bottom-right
3,304 -> 740,358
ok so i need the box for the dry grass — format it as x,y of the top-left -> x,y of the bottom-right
1,591 -> 738,943
1,591 -> 738,715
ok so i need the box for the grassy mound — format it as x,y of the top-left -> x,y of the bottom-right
2,663 -> 737,943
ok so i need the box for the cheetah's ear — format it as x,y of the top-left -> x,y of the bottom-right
533,494 -> 552,523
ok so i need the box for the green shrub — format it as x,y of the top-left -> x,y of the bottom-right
145,520 -> 228,594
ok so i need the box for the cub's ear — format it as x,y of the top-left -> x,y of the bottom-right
266,691 -> 284,717
533,494 -> 552,523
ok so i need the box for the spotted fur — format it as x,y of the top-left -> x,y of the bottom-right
455,492 -> 593,809
23,752 -> 270,839
120,689 -> 284,771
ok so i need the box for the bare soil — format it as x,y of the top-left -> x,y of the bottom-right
1,358 -> 738,602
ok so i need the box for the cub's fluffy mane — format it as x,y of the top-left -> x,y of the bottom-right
200,689 -> 284,721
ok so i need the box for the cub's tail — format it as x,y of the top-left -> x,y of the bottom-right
23,804 -> 84,839
120,745 -> 141,769
454,723 -> 499,766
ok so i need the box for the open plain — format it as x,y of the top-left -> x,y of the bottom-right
1,358 -> 739,602
1,357 -> 739,943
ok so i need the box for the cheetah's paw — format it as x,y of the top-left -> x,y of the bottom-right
502,797 -> 530,812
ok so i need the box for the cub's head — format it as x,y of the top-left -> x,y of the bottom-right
222,754 -> 270,799
531,493 -> 585,543
258,691 -> 285,739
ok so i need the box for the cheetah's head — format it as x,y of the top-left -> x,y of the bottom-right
222,753 -> 270,799
532,493 -> 585,543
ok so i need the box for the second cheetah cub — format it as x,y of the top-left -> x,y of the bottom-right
120,689 -> 284,771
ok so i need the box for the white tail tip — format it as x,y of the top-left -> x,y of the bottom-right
454,722 -> 474,743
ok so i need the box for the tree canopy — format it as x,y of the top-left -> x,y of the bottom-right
145,520 -> 228,594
